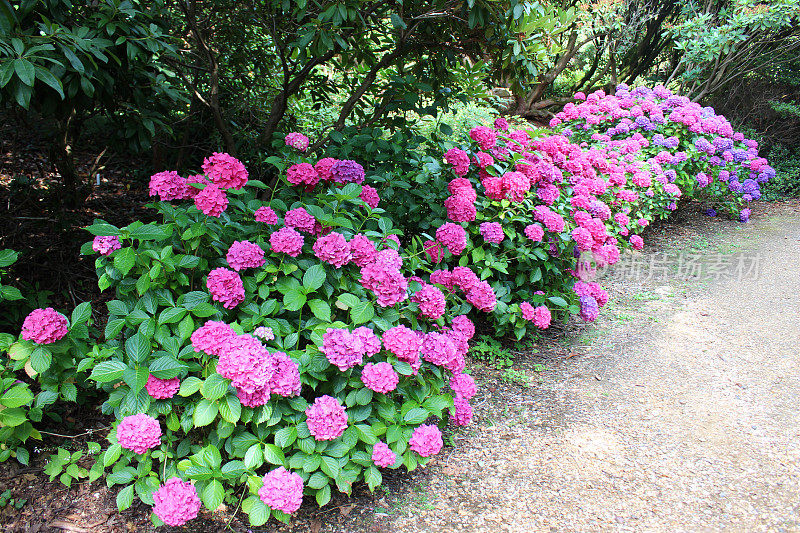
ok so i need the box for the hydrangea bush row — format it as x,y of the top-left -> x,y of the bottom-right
4,149 -> 479,527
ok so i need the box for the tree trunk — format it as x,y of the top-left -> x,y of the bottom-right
50,108 -> 85,207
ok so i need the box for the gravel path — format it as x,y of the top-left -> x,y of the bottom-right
364,203 -> 800,533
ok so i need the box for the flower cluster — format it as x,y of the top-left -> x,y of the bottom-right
92,236 -> 121,256
145,375 -> 180,399
226,240 -> 265,271
285,132 -> 310,152
259,467 -> 304,513
361,362 -> 399,394
21,308 -> 68,345
117,414 -> 161,455
372,441 -> 397,468
152,478 -> 201,526
202,152 -> 248,190
206,268 -> 245,309
305,395 -> 348,441
409,424 -> 443,457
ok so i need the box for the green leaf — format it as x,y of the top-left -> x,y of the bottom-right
245,497 -> 270,526
315,484 -> 331,506
0,407 -> 25,427
389,12 -> 407,30
1,385 -> 33,408
201,480 -> 224,511
403,407 -> 429,424
350,301 -> 374,325
125,333 -> 151,363
34,66 -> 64,98
0,249 -> 18,267
158,307 -> 186,325
319,456 -> 339,479
104,443 -> 122,466
219,394 -> 241,423
547,296 -> 568,307
193,399 -> 218,427
307,299 -> 332,322
283,289 -> 306,312
116,484 -> 135,511
149,355 -> 186,379
113,248 -> 135,276
70,302 -> 91,325
29,347 -> 52,374
178,376 -> 203,397
354,424 -> 377,445
302,264 -> 327,292
13,58 -> 34,86
274,426 -> 297,448
262,444 -> 285,466
202,374 -> 229,401
365,465 -> 382,491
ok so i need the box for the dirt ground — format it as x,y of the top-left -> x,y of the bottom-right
2,200 -> 799,532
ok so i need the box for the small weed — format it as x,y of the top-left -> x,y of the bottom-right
470,335 -> 514,367
0,490 -> 26,509
616,312 -> 635,321
632,291 -> 660,301
532,363 -> 547,372
502,369 -> 530,387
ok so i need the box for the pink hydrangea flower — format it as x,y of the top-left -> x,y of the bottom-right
270,227 -> 304,257
479,222 -> 504,244
305,395 -> 348,441
152,477 -> 201,526
411,285 -> 446,320
313,232 -> 351,268
451,315 -> 475,340
382,234 -> 401,249
145,375 -> 180,399
194,184 -> 228,217
117,413 -> 161,455
409,424 -> 443,457
451,266 -> 479,292
360,184 -> 380,208
501,171 -> 531,202
286,163 -> 319,189
253,326 -> 275,341
372,441 -> 397,468
321,328 -> 365,370
430,269 -> 453,290
444,148 -> 470,177
353,327 -> 381,356
424,240 -> 443,263
382,325 -> 423,364
21,308 -> 68,344
284,207 -> 316,233
201,152 -> 248,190
285,132 -> 310,151
374,248 -> 402,269
331,160 -> 365,184
450,373 -> 476,399
435,223 -> 467,255
451,396 -> 472,426
361,362 -> 399,393
237,386 -> 270,408
259,467 -> 304,514
226,240 -> 265,271
421,332 -> 457,366
448,178 -> 477,201
444,195 -> 476,222
191,321 -> 236,356
349,234 -> 378,267
269,351 -> 301,397
315,157 -> 338,182
469,126 -> 497,150
254,206 -> 278,224
216,334 -> 275,393
360,263 -> 408,307
207,268 -> 245,309
466,281 -> 497,312
92,236 -> 121,256
630,234 -> 644,250
149,171 -> 190,201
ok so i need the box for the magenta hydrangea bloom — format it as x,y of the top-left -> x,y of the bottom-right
191,321 -> 236,356
152,477 -> 201,526
253,326 -> 275,341
435,223 -> 467,255
360,262 -> 408,307
450,315 -> 475,340
533,306 -> 551,329
331,159 -> 365,184
409,424 -> 443,457
268,351 -> 301,397
21,308 -> 68,345
259,467 -> 304,514
284,207 -> 316,233
466,281 -> 497,312
270,227 -> 304,257
411,284 -> 446,320
469,126 -> 497,150
226,240 -> 265,271
117,414 -> 161,455
444,194 -> 476,223
349,234 -> 378,267
353,327 -> 381,356
361,362 -> 399,394
420,331 -> 456,367
254,206 -> 278,224
382,325 -> 422,364
450,373 -> 476,399
321,328 -> 364,370
372,441 -> 396,468
359,184 -> 380,208
285,132 -> 310,152
479,222 -> 505,244
237,386 -> 270,408
444,148 -> 470,177
207,268 -> 245,309
194,183 -> 228,217
149,171 -> 190,201
305,395 -> 348,441
286,162 -> 319,188
451,396 -> 473,426
216,334 -> 275,394
315,157 -> 338,182
630,234 -> 644,250
145,375 -> 180,400
202,152 -> 248,190
92,236 -> 121,256
313,232 -> 351,268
